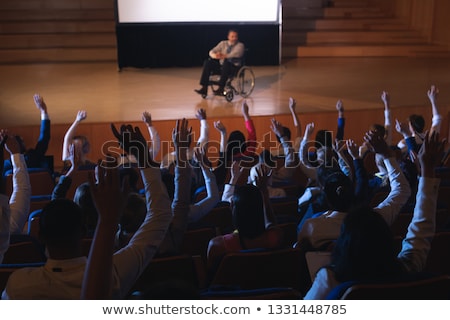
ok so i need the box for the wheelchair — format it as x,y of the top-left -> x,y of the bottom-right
207,64 -> 255,102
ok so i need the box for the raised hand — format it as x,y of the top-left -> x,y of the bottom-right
111,123 -> 155,168
76,110 -> 87,122
89,166 -> 128,224
427,85 -> 439,104
417,131 -> 446,178
346,139 -> 360,160
336,100 -> 344,117
270,118 -> 284,138
33,93 -> 47,114
213,120 -> 226,134
195,108 -> 207,120
364,130 -> 391,158
304,122 -> 315,140
253,163 -> 273,191
288,97 -> 296,112
395,119 -> 412,138
142,111 -> 152,127
241,100 -> 250,119
381,91 -> 390,109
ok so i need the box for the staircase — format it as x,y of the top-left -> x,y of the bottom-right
282,0 -> 450,60
0,0 -> 116,64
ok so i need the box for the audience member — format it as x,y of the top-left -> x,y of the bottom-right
2,94 -> 51,176
62,110 -> 96,172
296,130 -> 411,250
304,131 -> 444,299
207,164 -> 283,274
0,131 -> 31,263
2,123 -> 172,299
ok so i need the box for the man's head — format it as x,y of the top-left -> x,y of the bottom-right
408,114 -> 425,134
39,199 -> 84,258
227,29 -> 239,45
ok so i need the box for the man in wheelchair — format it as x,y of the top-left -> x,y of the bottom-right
194,29 -> 245,97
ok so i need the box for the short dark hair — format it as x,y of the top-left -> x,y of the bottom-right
232,184 -> 265,239
408,114 -> 425,133
39,198 -> 84,247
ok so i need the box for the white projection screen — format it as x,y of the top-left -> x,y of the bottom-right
117,0 -> 280,24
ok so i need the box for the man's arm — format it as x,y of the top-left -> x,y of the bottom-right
398,132 -> 443,272
6,135 -> 31,234
32,94 -> 51,159
109,123 -> 172,298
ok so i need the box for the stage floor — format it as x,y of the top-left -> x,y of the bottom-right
1,57 -> 450,127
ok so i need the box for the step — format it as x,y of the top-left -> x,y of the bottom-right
0,20 -> 115,34
282,0 -> 326,8
0,47 -> 117,64
282,19 -> 317,31
329,0 -> 371,8
314,18 -> 409,31
305,31 -> 426,45
323,7 -> 392,18
0,0 -> 113,10
283,7 -> 325,19
0,9 -> 115,21
282,32 -> 308,46
294,44 -> 450,57
0,33 -> 116,49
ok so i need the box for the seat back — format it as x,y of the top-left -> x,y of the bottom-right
3,234 -> 46,264
210,247 -> 311,295
127,254 -> 199,298
338,274 -> 450,300
425,231 -> 450,276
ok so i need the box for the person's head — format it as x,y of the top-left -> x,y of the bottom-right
231,184 -> 266,239
120,193 -> 147,235
314,130 -> 334,166
73,182 -> 98,237
72,135 -> 90,156
226,130 -> 246,158
370,124 -> 386,139
39,198 -> 84,258
408,114 -> 425,134
331,206 -> 401,283
13,135 -> 27,153
318,168 -> 354,212
227,29 -> 239,45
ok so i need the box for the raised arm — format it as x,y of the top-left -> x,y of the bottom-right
241,100 -> 257,155
427,85 -> 442,135
188,148 -> 220,223
398,131 -> 444,272
336,100 -> 345,141
142,111 -> 161,159
365,131 -> 411,225
288,97 -> 302,141
195,108 -> 209,150
81,166 -> 127,299
62,110 -> 87,160
381,91 -> 393,146
157,118 -> 192,256
213,120 -> 227,154
110,123 -> 171,298
5,133 -> 31,234
33,93 -> 51,158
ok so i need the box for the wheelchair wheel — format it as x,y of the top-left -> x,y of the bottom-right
236,66 -> 255,98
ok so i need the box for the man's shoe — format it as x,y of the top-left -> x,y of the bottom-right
213,88 -> 225,96
194,88 -> 207,97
